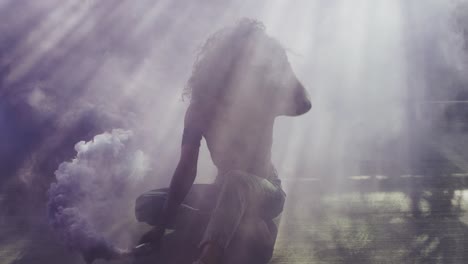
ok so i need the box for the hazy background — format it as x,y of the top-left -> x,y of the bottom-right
2,0 -> 468,263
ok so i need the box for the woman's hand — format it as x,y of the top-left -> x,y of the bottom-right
139,226 -> 166,245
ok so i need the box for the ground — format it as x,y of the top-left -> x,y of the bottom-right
2,176 -> 468,264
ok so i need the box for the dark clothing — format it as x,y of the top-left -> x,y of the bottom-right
135,170 -> 285,263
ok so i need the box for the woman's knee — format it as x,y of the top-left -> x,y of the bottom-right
135,190 -> 167,225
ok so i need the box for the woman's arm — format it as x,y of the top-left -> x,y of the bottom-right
162,102 -> 206,226
137,102 -> 206,249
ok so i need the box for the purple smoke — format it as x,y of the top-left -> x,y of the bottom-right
47,129 -> 149,254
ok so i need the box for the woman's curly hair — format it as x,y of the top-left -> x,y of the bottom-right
184,18 -> 288,104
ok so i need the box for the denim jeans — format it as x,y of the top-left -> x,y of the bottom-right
135,170 -> 286,263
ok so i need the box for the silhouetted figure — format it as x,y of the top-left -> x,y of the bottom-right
135,19 -> 311,264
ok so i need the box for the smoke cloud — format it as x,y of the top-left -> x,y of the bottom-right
47,129 -> 149,253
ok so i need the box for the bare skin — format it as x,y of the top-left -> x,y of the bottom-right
165,81 -> 311,264
137,34 -> 312,263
